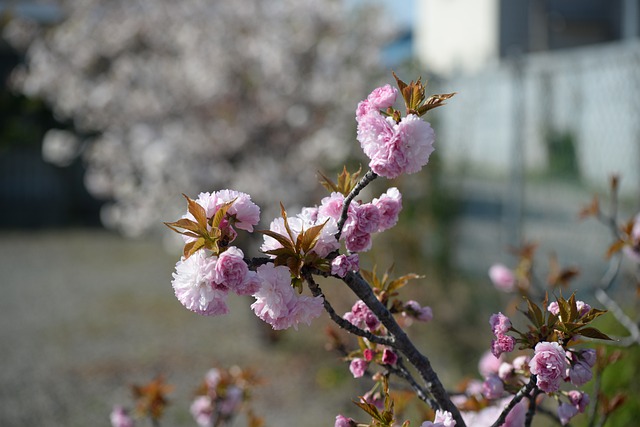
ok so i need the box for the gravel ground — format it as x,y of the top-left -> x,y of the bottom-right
0,229 -> 362,427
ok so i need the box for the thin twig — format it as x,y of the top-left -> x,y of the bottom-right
490,375 -> 537,427
341,270 -> 466,427
594,288 -> 640,346
335,170 -> 378,239
525,389 -> 543,427
303,270 -> 395,346
387,357 -> 438,409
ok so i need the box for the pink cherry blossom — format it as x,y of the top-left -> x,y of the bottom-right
110,406 -> 134,427
215,246 -> 248,290
372,187 -> 402,232
349,358 -> 368,378
357,112 -> 435,179
579,349 -> 596,367
478,351 -> 503,378
318,192 -> 347,221
251,263 -> 323,330
558,403 -> 578,426
529,341 -> 569,393
190,396 -> 213,427
331,254 -> 360,278
344,300 -> 380,332
214,189 -> 260,232
482,374 -> 504,400
352,203 -> 381,234
355,84 -> 398,120
568,361 -> 592,386
344,229 -> 372,253
568,390 -> 590,413
489,264 -> 516,292
402,300 -> 433,322
548,301 -> 560,316
421,410 -> 456,427
490,312 -> 512,335
382,348 -> 398,365
335,414 -> 356,427
491,334 -> 516,358
171,250 -> 229,316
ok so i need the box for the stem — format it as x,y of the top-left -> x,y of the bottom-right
525,389 -> 542,427
303,271 -> 395,346
342,271 -> 466,427
335,170 -> 378,239
490,375 -> 537,427
594,288 -> 640,346
388,357 -> 438,409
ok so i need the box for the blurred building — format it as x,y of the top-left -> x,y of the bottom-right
415,0 -> 640,196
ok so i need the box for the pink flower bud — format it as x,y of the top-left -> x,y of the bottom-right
488,264 -> 515,292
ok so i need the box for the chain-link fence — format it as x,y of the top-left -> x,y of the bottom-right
432,40 -> 640,287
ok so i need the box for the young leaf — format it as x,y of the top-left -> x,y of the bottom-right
298,219 -> 328,254
605,239 -> 626,259
259,230 -> 296,253
577,327 -> 613,341
184,194 -> 208,228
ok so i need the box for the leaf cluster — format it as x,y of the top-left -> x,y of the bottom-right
164,194 -> 236,259
260,203 -> 330,288
514,294 -> 611,350
361,264 -> 423,308
353,377 -> 409,427
319,166 -> 362,196
131,376 -> 173,422
392,71 -> 455,118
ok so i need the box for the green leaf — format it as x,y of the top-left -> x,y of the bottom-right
525,296 -> 544,327
385,273 -> 422,293
577,327 -> 613,341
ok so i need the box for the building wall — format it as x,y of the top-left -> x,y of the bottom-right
415,0 -> 500,75
433,41 -> 640,196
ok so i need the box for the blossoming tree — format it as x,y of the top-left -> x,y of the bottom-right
141,74 -> 638,427
4,0 -> 390,237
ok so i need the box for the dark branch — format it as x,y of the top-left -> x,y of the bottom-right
341,270 -> 466,427
490,375 -> 537,427
335,170 -> 378,239
303,270 -> 395,346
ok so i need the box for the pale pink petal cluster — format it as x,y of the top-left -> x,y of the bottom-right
331,254 -> 360,277
349,358 -> 368,378
420,410 -> 456,427
184,190 -> 260,239
478,351 -> 503,378
110,406 -> 135,427
489,263 -> 516,292
344,300 -> 380,332
171,250 -> 229,316
482,374 -> 505,400
461,398 -> 527,427
489,313 -> 515,358
171,245 -> 262,316
190,396 -> 214,427
402,300 -> 433,322
529,341 -> 569,393
251,263 -> 323,330
356,84 -> 398,120
356,88 -> 436,179
334,414 -> 357,427
315,188 -> 402,253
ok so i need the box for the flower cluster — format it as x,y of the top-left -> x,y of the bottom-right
420,410 -> 456,427
489,312 -> 515,358
356,86 -> 435,179
317,187 -> 402,253
251,263 -> 324,330
190,366 -> 261,427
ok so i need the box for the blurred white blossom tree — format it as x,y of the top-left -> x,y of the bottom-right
4,0 -> 391,237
